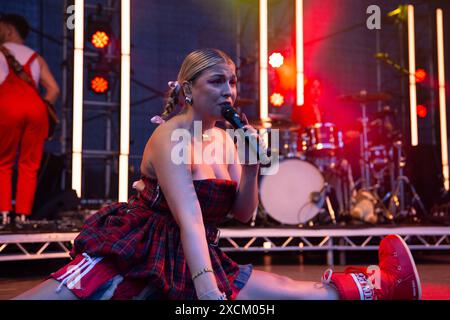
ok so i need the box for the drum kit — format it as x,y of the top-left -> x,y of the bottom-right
247,90 -> 426,227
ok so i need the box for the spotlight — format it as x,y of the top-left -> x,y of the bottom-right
90,75 -> 109,94
415,68 -> 427,83
269,52 -> 284,68
91,30 -> 110,48
270,93 -> 284,107
87,14 -> 112,49
417,104 -> 427,118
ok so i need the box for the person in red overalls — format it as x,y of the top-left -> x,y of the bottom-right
0,14 -> 60,224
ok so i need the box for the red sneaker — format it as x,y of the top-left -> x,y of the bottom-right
377,234 -> 422,300
321,234 -> 422,300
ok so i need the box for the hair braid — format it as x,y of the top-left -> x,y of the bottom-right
160,86 -> 180,120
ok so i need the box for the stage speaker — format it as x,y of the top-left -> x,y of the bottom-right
406,145 -> 443,212
31,153 -> 80,220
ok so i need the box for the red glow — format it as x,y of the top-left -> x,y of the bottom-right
270,93 -> 285,107
278,59 -> 296,91
417,104 -> 427,118
415,69 -> 427,83
91,76 -> 109,93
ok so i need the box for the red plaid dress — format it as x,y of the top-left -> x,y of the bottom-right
51,176 -> 252,300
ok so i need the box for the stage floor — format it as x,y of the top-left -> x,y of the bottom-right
1,253 -> 449,300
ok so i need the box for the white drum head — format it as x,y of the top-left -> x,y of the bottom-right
260,158 -> 325,225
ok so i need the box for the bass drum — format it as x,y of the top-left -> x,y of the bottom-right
259,158 -> 325,225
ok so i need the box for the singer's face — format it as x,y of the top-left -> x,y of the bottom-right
190,63 -> 237,120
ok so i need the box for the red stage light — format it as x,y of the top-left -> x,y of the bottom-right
91,31 -> 110,49
269,52 -> 284,68
417,104 -> 427,118
270,93 -> 284,107
91,76 -> 109,93
415,68 -> 427,83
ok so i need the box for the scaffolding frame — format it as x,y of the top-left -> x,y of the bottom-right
1,226 -> 449,264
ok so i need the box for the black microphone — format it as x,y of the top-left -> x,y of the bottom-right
220,104 -> 270,164
220,104 -> 246,129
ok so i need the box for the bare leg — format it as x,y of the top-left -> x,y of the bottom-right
235,269 -> 339,300
1,211 -> 9,225
13,279 -> 79,300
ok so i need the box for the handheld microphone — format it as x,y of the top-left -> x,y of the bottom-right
220,104 -> 246,129
220,104 -> 270,164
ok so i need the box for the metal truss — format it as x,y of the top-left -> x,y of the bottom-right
218,226 -> 450,265
1,227 -> 449,264
0,233 -> 78,262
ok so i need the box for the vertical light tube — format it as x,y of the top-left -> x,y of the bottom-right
295,0 -> 304,106
437,9 -> 448,190
407,5 -> 418,146
259,0 -> 269,121
119,0 -> 131,202
72,0 -> 84,198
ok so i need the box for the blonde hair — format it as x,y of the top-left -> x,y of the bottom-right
160,48 -> 235,120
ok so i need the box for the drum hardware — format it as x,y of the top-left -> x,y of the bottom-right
368,144 -> 393,195
255,127 -> 300,159
339,90 -> 392,190
256,156 -> 348,227
250,87 -> 428,227
321,184 -> 337,225
339,90 -> 423,224
258,158 -> 327,225
386,140 -> 427,221
368,145 -> 390,171
251,118 -> 352,227
250,202 -> 280,227
360,95 -> 372,189
300,122 -> 344,158
249,88 -> 424,227
282,130 -> 299,158
305,182 -> 338,225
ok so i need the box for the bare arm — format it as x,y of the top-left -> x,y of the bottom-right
37,55 -> 60,104
225,129 -> 259,224
145,125 -> 222,299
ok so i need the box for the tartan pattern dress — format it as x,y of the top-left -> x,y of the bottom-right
69,176 -> 248,299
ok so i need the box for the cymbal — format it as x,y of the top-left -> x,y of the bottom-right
249,119 -> 300,131
338,91 -> 392,103
235,98 -> 255,107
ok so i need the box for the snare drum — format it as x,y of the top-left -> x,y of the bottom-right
301,122 -> 344,157
259,158 -> 325,225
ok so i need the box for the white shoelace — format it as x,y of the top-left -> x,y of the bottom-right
55,253 -> 103,293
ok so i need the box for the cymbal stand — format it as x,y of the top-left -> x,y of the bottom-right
358,96 -> 371,189
387,140 -> 427,220
315,182 -> 337,225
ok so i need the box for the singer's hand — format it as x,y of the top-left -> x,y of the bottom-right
241,113 -> 267,166
132,180 -> 145,193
